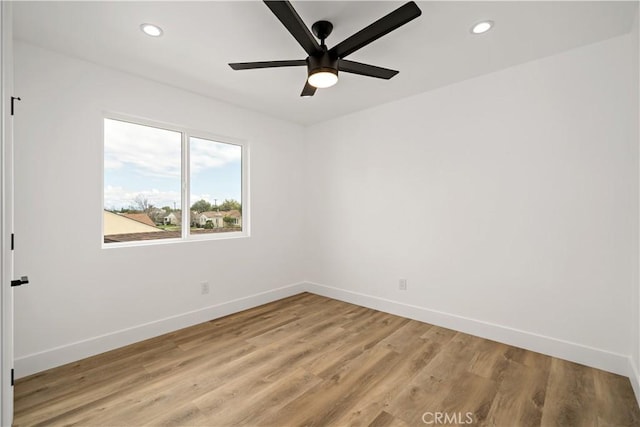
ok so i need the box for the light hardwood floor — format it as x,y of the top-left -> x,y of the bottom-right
13,293 -> 640,426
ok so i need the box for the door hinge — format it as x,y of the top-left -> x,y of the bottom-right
11,96 -> 21,116
11,368 -> 14,386
11,233 -> 14,250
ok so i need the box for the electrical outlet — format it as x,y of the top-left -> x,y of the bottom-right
399,279 -> 407,291
201,281 -> 210,295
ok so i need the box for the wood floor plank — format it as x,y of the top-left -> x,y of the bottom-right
142,403 -> 210,427
245,298 -> 355,347
368,410 -> 410,427
483,359 -> 550,426
387,368 -> 498,426
15,365 -> 169,426
592,368 -> 640,426
308,314 -> 409,378
13,293 -> 640,427
191,325 -> 347,418
332,336 -> 447,427
378,319 -> 433,354
439,372 -> 498,425
414,332 -> 485,382
540,358 -> 598,427
467,339 -> 512,381
14,339 -> 179,404
260,345 -> 401,426
204,367 -> 323,426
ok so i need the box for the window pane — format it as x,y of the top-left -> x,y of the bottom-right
104,118 -> 182,243
189,137 -> 242,236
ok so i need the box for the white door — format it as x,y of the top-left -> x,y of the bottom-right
1,2 -> 15,425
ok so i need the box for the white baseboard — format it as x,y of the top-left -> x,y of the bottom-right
14,282 -> 306,378
303,281 -> 631,378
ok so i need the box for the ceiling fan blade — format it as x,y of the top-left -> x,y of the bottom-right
264,1 -> 321,56
339,60 -> 398,79
229,60 -> 306,70
329,1 -> 421,59
301,80 -> 317,97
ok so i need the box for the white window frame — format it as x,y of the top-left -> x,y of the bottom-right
102,113 -> 249,248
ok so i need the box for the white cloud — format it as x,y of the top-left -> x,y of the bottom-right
104,119 -> 241,178
190,137 -> 241,174
104,119 -> 182,178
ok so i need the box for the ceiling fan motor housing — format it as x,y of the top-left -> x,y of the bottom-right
307,52 -> 339,78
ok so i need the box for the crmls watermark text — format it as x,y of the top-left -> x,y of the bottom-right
422,411 -> 474,424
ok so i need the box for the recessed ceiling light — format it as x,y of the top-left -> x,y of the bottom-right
140,23 -> 163,37
471,21 -> 493,35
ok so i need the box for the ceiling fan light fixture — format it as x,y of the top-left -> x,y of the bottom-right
308,69 -> 338,88
229,1 -> 422,97
471,20 -> 493,34
140,23 -> 163,37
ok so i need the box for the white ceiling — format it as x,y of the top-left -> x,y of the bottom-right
13,1 -> 638,126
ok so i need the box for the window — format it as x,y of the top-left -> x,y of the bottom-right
103,117 -> 246,245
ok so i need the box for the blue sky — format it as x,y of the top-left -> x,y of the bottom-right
104,119 -> 241,211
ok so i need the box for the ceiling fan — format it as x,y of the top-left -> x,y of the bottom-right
229,1 -> 422,97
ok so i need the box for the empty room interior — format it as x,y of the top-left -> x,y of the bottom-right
1,0 -> 640,426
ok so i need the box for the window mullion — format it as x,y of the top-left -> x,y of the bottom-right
182,131 -> 189,239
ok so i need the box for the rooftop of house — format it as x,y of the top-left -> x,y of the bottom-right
122,212 -> 156,227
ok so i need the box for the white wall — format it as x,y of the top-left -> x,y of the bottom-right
306,31 -> 638,377
12,42 -> 307,376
